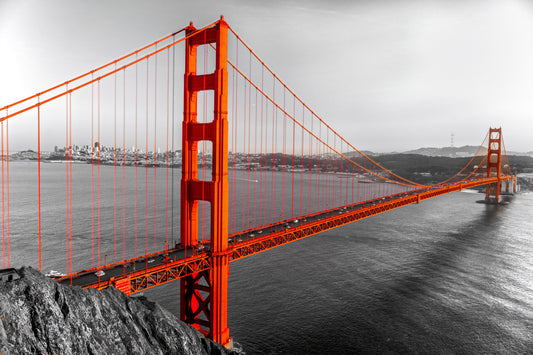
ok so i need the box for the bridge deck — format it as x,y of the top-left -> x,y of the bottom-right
55,176 -> 511,294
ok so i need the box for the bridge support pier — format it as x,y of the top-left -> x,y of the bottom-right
180,17 -> 231,347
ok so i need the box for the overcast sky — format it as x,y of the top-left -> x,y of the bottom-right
1,0 -> 532,152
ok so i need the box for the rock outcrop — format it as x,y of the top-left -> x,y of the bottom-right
0,267 -> 236,355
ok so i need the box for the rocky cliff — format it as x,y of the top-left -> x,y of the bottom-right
0,267 -> 236,355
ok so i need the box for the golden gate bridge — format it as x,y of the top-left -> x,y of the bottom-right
0,17 -> 516,347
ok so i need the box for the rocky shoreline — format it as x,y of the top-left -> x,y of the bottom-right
0,267 -> 237,355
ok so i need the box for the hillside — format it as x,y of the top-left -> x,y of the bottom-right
372,154 -> 533,186
403,145 -> 486,157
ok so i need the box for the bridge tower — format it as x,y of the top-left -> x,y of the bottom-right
180,18 -> 231,346
485,127 -> 502,203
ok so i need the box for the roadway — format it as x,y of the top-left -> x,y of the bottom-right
57,178 -> 510,291
57,246 -> 194,288
57,185 -> 432,288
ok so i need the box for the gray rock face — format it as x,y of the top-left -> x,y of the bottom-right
0,267 -> 236,355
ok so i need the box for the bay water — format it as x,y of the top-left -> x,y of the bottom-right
5,162 -> 533,354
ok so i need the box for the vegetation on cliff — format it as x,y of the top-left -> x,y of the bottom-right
373,154 -> 533,187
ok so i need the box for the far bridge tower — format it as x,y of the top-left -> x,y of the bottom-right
485,127 -> 502,203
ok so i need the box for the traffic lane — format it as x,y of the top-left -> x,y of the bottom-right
228,190 -> 426,245
60,247 -> 194,287
62,190 -> 428,286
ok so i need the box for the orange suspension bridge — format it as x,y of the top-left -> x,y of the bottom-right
0,17 -> 516,347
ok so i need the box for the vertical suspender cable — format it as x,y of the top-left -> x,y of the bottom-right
272,79 -> 276,224
343,141 -> 346,205
233,41 -> 239,234
123,68 -> 127,263
282,90 -> 286,220
291,96 -> 295,218
165,47 -> 170,250
153,45 -> 158,252
170,36 -> 176,247
317,122 -> 321,212
232,44 -> 237,232
65,86 -> 70,274
5,117 -> 9,267
114,65 -> 118,263
258,66 -> 264,226
246,66 -> 251,231
254,78 -> 261,227
91,77 -> 94,267
300,104 -> 304,216
242,72 -> 247,232
358,153 -> 360,203
247,52 -> 252,231
1,121 -> 4,268
308,113 -> 313,214
332,135 -> 336,207
145,58 -> 149,261
229,67 -> 235,234
97,80 -> 101,270
325,130 -> 329,210
351,155 -> 355,204
306,113 -> 316,214
69,91 -> 73,275
135,55 -> 139,258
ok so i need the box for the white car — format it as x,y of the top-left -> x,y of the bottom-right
94,270 -> 105,277
45,270 -> 65,278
